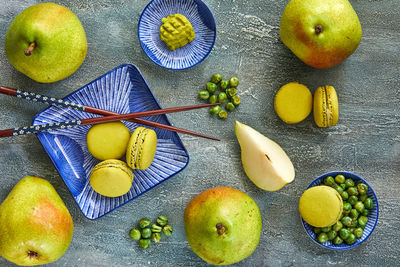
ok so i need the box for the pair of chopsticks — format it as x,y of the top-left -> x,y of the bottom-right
0,86 -> 220,141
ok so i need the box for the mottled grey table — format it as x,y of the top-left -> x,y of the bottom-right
0,0 -> 399,266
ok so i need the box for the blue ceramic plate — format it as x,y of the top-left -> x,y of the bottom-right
32,63 -> 189,220
302,171 -> 378,250
138,0 -> 216,70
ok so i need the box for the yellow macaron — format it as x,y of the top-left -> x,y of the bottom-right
126,127 -> 157,170
90,159 -> 134,197
313,86 -> 339,127
86,121 -> 131,160
274,82 -> 313,124
299,185 -> 343,228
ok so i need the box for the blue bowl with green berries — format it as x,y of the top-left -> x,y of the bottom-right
301,171 -> 379,250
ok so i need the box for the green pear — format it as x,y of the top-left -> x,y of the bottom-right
235,121 -> 295,191
280,0 -> 362,69
184,187 -> 261,265
5,3 -> 87,83
0,176 -> 73,266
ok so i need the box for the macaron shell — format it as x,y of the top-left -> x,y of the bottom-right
313,86 -> 339,127
90,160 -> 134,197
126,127 -> 157,170
299,185 -> 343,228
274,82 -> 312,124
136,129 -> 157,169
86,121 -> 131,160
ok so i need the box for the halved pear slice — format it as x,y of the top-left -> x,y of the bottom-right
235,121 -> 295,191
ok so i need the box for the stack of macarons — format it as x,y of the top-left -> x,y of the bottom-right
86,122 -> 158,197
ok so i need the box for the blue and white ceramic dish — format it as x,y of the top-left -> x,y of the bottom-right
138,0 -> 216,70
32,63 -> 189,220
302,171 -> 378,250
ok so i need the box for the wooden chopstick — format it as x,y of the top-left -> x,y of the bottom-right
0,108 -> 220,140
0,86 -> 220,141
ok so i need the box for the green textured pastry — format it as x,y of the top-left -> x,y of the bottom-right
86,121 -> 131,160
126,127 -> 157,170
90,159 -> 134,197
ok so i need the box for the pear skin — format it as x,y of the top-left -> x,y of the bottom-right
5,3 -> 87,83
235,121 -> 295,191
0,176 -> 73,266
280,0 -> 362,69
184,187 -> 261,265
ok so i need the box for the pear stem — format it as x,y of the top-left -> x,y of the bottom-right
315,25 -> 323,35
24,42 -> 36,56
27,250 -> 38,259
216,223 -> 226,235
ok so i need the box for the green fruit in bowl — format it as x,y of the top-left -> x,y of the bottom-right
184,186 -> 261,265
280,0 -> 362,69
0,176 -> 73,266
5,3 -> 87,83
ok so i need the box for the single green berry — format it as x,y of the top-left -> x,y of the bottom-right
323,176 -> 336,186
220,79 -> 229,90
364,198 -> 373,209
206,82 -> 217,93
211,73 -> 222,84
129,228 -> 141,240
341,191 -> 349,200
354,227 -> 364,238
229,76 -> 239,87
357,183 -> 368,195
218,92 -> 228,103
225,102 -> 235,111
152,232 -> 161,243
139,238 -> 151,249
226,87 -> 237,97
333,236 -> 343,245
162,225 -> 173,236
141,228 -> 152,239
317,233 -> 328,243
151,224 -> 162,233
209,94 -> 217,104
209,105 -> 221,116
218,110 -> 228,119
157,215 -> 168,226
139,218 -> 151,229
198,90 -> 210,100
232,95 -> 241,106
335,174 -> 346,184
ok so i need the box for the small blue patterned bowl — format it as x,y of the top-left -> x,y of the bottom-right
301,171 -> 379,250
138,0 -> 216,70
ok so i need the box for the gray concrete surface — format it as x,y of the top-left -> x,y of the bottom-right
0,0 -> 399,266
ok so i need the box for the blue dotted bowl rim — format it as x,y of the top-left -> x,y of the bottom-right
138,0 -> 217,70
301,171 -> 379,250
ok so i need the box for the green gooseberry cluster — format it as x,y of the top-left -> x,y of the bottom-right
314,174 -> 374,245
198,73 -> 241,119
129,215 -> 173,249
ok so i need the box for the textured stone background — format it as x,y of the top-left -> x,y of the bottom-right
0,0 -> 399,266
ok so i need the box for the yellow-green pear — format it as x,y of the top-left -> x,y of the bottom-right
235,121 -> 295,191
184,187 -> 261,265
5,3 -> 87,83
0,176 -> 73,266
280,0 -> 362,69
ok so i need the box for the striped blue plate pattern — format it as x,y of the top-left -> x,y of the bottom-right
32,63 -> 189,220
138,0 -> 216,70
302,171 -> 379,250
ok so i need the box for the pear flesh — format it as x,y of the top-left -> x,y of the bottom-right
235,121 -> 295,191
0,176 -> 73,266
